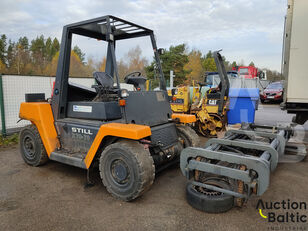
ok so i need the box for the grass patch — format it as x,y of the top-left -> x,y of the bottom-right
0,133 -> 19,147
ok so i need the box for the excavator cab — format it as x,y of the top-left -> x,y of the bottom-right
18,16 -> 198,201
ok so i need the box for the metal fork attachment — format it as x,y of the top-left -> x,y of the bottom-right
180,123 -> 307,200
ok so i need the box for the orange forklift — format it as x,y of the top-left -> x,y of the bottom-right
19,16 -> 198,201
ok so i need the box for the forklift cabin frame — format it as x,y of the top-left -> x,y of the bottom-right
52,15 -> 166,121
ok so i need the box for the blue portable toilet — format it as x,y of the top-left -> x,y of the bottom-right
227,88 -> 259,124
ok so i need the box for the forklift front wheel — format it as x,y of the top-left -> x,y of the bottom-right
99,140 -> 155,201
176,125 -> 200,148
19,125 -> 49,166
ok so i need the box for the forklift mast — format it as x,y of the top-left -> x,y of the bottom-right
51,15 -> 166,120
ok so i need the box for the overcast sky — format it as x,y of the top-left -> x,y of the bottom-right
0,0 -> 287,71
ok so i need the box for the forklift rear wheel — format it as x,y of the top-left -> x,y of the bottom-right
19,125 -> 48,166
99,140 -> 155,201
176,125 -> 200,148
186,181 -> 234,213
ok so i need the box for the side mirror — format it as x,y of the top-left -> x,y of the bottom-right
158,48 -> 165,55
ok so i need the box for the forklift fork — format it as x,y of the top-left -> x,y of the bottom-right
180,123 -> 307,199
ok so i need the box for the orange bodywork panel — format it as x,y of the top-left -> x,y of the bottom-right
19,103 -> 151,169
172,113 -> 196,124
19,102 -> 60,156
83,123 -> 151,168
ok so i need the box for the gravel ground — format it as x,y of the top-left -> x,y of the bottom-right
1,104 -> 307,231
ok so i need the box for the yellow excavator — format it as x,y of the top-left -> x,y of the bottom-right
168,51 -> 230,137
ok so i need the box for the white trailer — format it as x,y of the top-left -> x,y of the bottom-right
282,0 -> 308,124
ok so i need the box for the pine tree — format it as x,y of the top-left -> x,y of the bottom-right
0,34 -> 7,65
73,45 -> 85,63
45,37 -> 53,61
6,40 -> 14,69
30,35 -> 46,74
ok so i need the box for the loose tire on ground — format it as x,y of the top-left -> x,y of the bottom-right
176,125 -> 200,148
99,140 -> 155,201
19,125 -> 49,166
186,181 -> 234,213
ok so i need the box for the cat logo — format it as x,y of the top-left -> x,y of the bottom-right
208,99 -> 217,105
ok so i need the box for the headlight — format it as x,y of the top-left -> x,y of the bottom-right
277,91 -> 282,96
120,89 -> 129,98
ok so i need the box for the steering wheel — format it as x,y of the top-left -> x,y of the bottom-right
124,71 -> 142,82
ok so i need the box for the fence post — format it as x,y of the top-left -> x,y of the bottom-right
0,74 -> 6,136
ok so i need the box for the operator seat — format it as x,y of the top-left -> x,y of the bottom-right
93,72 -> 114,88
125,76 -> 147,91
92,72 -> 118,101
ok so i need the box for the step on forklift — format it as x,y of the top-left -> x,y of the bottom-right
19,15 -> 199,201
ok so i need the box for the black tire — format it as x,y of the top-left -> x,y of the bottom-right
99,140 -> 155,201
261,99 -> 265,104
19,125 -> 48,166
176,125 -> 200,148
186,181 -> 234,213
